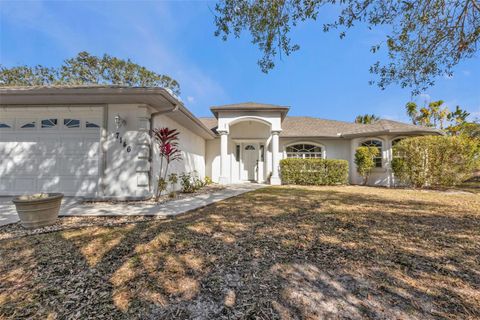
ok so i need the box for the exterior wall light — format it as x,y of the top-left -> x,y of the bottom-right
114,114 -> 126,129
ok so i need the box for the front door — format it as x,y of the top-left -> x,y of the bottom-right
243,144 -> 257,181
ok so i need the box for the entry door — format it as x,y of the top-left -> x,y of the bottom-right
243,144 -> 257,181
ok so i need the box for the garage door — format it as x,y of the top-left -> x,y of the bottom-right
0,106 -> 103,196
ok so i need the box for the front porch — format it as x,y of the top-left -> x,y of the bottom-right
208,103 -> 289,185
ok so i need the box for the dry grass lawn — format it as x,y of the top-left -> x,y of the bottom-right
0,186 -> 479,319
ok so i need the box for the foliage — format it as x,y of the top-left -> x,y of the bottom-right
204,176 -> 213,185
280,158 -> 348,185
151,128 -> 182,200
355,114 -> 380,124
214,0 -> 480,93
406,100 -> 468,130
157,178 -> 168,197
168,173 -> 178,185
392,135 -> 480,188
0,51 -> 180,95
354,147 -> 380,185
179,171 -> 206,193
405,100 -> 475,136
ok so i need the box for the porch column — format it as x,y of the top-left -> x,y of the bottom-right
270,130 -> 281,185
218,130 -> 230,184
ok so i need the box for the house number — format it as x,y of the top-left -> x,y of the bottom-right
115,131 -> 131,152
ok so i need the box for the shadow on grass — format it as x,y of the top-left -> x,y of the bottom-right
0,186 -> 479,319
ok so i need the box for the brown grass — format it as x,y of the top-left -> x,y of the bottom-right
0,186 -> 479,319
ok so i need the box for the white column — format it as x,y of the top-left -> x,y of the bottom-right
219,130 -> 230,184
270,131 -> 281,185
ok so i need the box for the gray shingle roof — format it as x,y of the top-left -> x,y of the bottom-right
198,117 -> 442,138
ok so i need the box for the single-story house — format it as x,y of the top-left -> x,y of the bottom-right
0,86 -> 441,198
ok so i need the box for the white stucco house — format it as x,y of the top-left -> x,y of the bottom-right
0,86 -> 441,199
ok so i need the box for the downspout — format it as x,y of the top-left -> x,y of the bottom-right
148,104 -> 180,195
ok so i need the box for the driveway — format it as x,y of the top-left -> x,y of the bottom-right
0,184 -> 265,227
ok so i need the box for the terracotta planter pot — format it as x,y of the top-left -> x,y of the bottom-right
12,193 -> 63,229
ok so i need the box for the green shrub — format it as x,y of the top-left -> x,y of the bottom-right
179,172 -> 196,193
280,158 -> 349,185
204,176 -> 213,185
391,135 -> 480,188
354,146 -> 380,185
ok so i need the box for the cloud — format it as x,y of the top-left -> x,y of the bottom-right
419,93 -> 431,102
187,96 -> 195,103
462,70 -> 471,76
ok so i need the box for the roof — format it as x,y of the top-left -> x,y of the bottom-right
198,116 -> 443,138
0,85 -> 216,139
210,102 -> 290,120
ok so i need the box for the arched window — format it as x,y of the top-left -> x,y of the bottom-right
245,145 -> 256,150
361,139 -> 383,167
286,144 -> 323,159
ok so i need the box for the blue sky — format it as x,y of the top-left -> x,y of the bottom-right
1,1 -> 479,122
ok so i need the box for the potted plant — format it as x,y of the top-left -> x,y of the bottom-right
12,193 -> 63,229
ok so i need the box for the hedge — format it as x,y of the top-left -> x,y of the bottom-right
280,158 -> 349,185
391,135 -> 480,188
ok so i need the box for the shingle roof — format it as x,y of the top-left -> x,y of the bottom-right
198,117 -> 442,138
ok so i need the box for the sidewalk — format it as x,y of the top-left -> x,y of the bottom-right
0,183 -> 266,226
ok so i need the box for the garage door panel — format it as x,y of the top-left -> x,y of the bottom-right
38,177 -> 60,192
36,139 -> 60,155
38,158 -> 59,175
13,178 -> 37,194
9,158 -> 38,175
61,157 -> 98,176
61,177 -> 97,194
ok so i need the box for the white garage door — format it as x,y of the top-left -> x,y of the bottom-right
0,106 -> 103,196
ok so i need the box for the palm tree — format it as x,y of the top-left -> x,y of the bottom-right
354,114 -> 380,124
405,102 -> 418,125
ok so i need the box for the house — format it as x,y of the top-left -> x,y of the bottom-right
0,86 -> 441,198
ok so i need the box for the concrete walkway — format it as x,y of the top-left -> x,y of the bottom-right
0,183 -> 266,226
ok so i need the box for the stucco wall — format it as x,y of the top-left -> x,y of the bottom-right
152,113 -> 206,193
103,104 -> 151,198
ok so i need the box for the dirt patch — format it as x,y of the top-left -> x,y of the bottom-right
1,186 -> 479,319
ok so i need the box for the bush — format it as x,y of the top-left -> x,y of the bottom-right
280,158 -> 349,185
179,172 -> 197,193
354,146 -> 380,185
391,135 -> 480,188
179,171 -> 207,193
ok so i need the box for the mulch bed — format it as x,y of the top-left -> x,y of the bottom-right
1,185 -> 479,319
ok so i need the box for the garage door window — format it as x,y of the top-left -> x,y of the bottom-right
86,121 -> 100,128
0,121 -> 12,129
20,120 -> 36,129
64,119 -> 80,128
41,119 -> 58,128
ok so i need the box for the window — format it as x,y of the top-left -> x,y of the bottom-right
20,121 -> 36,129
361,139 -> 383,167
235,145 -> 240,161
286,144 -> 323,159
260,144 -> 265,161
41,118 -> 57,128
245,145 -> 255,150
64,118 -> 80,128
86,121 -> 100,128
0,122 -> 11,128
